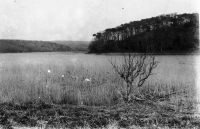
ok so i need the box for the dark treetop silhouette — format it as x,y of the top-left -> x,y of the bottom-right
89,13 -> 199,53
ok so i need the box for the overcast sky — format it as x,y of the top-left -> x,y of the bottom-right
0,0 -> 199,41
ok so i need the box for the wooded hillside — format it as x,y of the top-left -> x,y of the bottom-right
0,40 -> 89,53
89,13 -> 199,53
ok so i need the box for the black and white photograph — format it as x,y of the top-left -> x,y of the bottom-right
0,0 -> 199,128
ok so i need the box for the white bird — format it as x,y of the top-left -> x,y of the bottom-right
61,74 -> 65,78
47,69 -> 51,73
84,78 -> 91,82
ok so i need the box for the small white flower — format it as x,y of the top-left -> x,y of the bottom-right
48,69 -> 51,73
61,74 -> 64,78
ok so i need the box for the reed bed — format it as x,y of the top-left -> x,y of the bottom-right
0,63 -> 196,107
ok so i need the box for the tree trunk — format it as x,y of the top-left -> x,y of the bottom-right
124,82 -> 130,102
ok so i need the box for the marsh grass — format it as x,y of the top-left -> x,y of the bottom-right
0,64 -> 119,105
0,58 -> 199,128
0,63 -> 197,107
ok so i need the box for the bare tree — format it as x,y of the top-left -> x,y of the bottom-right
110,53 -> 158,102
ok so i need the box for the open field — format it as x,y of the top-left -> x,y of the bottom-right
0,52 -> 200,128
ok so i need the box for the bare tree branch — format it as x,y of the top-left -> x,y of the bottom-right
110,54 -> 158,102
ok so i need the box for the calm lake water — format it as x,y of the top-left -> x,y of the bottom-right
0,52 -> 199,86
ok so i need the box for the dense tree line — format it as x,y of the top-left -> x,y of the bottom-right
89,13 -> 199,53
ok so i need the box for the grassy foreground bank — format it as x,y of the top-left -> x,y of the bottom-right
0,99 -> 200,129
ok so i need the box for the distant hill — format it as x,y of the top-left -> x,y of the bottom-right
53,41 -> 89,51
0,40 -> 89,53
89,13 -> 199,53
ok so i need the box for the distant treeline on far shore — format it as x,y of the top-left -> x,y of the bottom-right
0,40 -> 89,53
89,13 -> 199,53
